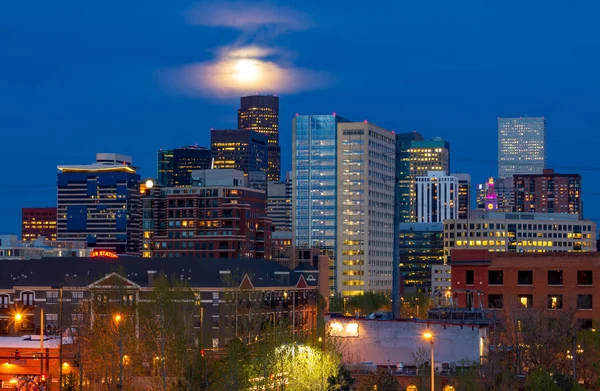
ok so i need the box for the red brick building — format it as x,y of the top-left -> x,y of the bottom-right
21,208 -> 57,242
451,249 -> 600,323
514,168 -> 582,218
141,184 -> 271,259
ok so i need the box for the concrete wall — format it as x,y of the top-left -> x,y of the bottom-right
328,318 -> 485,367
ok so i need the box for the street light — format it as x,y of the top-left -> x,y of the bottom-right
114,314 -> 123,389
423,331 -> 435,391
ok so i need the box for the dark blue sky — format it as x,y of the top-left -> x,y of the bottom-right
1,1 -> 600,234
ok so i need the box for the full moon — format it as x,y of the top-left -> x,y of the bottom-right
234,59 -> 259,82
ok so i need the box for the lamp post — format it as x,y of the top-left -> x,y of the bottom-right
51,285 -> 64,391
423,332 -> 435,391
114,314 -> 123,390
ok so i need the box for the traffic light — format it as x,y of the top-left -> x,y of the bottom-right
200,349 -> 205,358
40,374 -> 47,386
14,350 -> 20,360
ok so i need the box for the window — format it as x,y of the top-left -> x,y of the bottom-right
488,294 -> 503,309
577,271 -> 593,285
21,292 -> 35,306
72,291 -> 84,304
46,291 -> 58,304
122,293 -> 134,306
518,271 -> 533,285
212,338 -> 219,349
577,295 -> 593,310
71,313 -> 84,324
466,270 -> 474,285
0,295 -> 8,309
46,313 -> 58,326
518,294 -> 533,309
212,315 -> 219,329
488,271 -> 503,285
548,295 -> 563,309
547,270 -> 563,286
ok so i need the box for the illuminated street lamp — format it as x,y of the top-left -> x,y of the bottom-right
114,314 -> 124,389
423,331 -> 435,391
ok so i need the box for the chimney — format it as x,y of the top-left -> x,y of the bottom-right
147,270 -> 157,286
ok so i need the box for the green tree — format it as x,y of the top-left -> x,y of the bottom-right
327,365 -> 355,391
356,369 -> 399,391
525,368 -> 561,391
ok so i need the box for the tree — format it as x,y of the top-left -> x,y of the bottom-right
327,365 -> 355,391
356,369 -> 399,391
525,368 -> 561,391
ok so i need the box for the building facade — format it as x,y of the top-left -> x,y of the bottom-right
451,250 -> 600,324
514,168 -> 582,218
57,153 -> 141,254
399,223 -> 444,293
141,170 -> 271,259
396,132 -> 424,223
267,174 -> 292,232
476,177 -> 514,212
22,207 -> 57,242
157,146 -> 212,187
336,121 -> 396,296
238,95 -> 281,181
407,137 -> 451,222
211,129 -> 268,174
443,211 -> 597,259
415,171 -> 459,223
498,117 -> 547,178
455,173 -> 471,219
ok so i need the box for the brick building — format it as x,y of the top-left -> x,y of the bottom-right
514,168 -> 582,218
21,207 -> 57,242
451,250 -> 600,323
141,170 -> 271,259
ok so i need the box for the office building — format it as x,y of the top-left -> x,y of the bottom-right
141,169 -> 271,259
238,95 -> 281,181
415,171 -> 459,223
454,173 -> 471,219
211,129 -> 268,174
21,207 -> 57,242
293,115 -> 396,296
477,177 -> 514,212
443,211 -> 597,258
267,173 -> 292,232
408,137 -> 450,222
396,132 -> 425,223
514,168 -> 582,218
498,117 -> 547,178
399,223 -> 444,293
156,146 -> 211,187
451,249 -> 600,323
57,153 -> 141,254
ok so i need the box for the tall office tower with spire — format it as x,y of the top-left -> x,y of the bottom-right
293,115 -> 396,296
396,132 -> 425,223
238,95 -> 280,181
498,117 -> 547,178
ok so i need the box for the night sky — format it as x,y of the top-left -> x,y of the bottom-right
1,1 -> 599,234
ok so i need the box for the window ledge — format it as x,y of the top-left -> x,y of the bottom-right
577,284 -> 593,287
489,284 -> 504,286
577,308 -> 593,311
547,284 -> 563,287
517,284 -> 533,287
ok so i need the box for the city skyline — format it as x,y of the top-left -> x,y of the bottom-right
2,1 -> 600,234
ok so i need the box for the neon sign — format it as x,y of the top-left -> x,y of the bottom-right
91,250 -> 119,259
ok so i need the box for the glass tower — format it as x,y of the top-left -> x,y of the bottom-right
498,117 -> 547,178
293,115 -> 346,293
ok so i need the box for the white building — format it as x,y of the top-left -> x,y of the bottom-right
266,172 -> 292,232
498,117 -> 547,179
415,171 -> 459,223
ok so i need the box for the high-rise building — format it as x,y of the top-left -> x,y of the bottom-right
157,146 -> 211,187
396,132 -> 425,223
211,129 -> 268,174
141,169 -> 271,259
407,137 -> 450,222
454,173 -> 471,219
21,208 -> 57,242
238,95 -> 280,181
398,223 -> 444,293
514,168 -> 582,218
476,177 -> 514,212
57,153 -> 141,254
267,173 -> 292,232
498,117 -> 547,178
415,171 -> 459,223
293,115 -> 396,296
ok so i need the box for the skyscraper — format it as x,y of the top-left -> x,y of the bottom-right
267,173 -> 292,232
157,146 -> 211,187
293,115 -> 396,296
238,95 -> 280,181
57,153 -> 141,254
498,117 -> 547,178
396,132 -> 425,223
454,173 -> 471,219
514,168 -> 582,218
211,129 -> 269,174
415,171 -> 459,223
476,177 -> 514,212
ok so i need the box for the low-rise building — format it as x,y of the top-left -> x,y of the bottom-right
22,207 -> 57,242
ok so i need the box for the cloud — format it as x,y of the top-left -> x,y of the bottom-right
187,1 -> 312,32
164,1 -> 329,98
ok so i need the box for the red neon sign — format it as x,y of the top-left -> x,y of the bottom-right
91,250 -> 119,259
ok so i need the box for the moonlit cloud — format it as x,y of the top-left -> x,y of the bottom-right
164,1 -> 330,98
